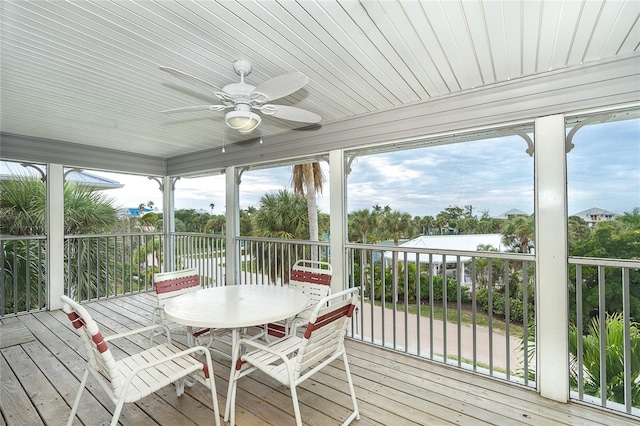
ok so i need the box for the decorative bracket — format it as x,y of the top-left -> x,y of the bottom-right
63,168 -> 83,180
497,129 -> 535,157
20,163 -> 46,181
346,150 -> 364,175
565,114 -> 611,153
237,167 -> 249,184
149,176 -> 180,192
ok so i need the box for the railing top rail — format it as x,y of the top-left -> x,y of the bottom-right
568,256 -> 640,268
65,232 -> 163,239
346,241 -> 534,261
172,232 -> 226,238
237,236 -> 330,246
0,234 -> 47,241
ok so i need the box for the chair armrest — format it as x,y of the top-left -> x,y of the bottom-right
104,324 -> 172,342
237,335 -> 302,361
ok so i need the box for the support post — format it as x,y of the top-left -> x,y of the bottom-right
47,164 -> 64,310
225,167 -> 238,285
329,149 -> 347,294
534,114 -> 569,402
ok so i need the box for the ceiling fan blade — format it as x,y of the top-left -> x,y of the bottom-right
251,72 -> 309,102
160,105 -> 227,114
159,66 -> 220,92
260,104 -> 321,123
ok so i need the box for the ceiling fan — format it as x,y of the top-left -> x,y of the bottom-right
160,59 -> 321,134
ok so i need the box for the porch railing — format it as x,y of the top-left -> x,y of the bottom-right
2,232 -> 637,416
346,242 -> 536,389
65,232 -> 163,301
0,235 -> 47,316
172,232 -> 226,287
568,256 -> 640,416
235,236 -> 330,285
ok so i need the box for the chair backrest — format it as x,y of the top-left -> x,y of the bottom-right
61,295 -> 123,393
153,268 -> 201,307
289,260 -> 332,306
294,288 -> 359,378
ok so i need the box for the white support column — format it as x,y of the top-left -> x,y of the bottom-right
163,176 -> 175,272
329,149 -> 347,294
534,114 -> 569,402
225,167 -> 238,285
47,164 -> 64,310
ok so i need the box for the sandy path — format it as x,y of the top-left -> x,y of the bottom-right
356,301 -> 525,373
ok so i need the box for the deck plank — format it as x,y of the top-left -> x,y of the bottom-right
0,350 -> 43,426
0,322 -> 35,349
1,293 -> 638,426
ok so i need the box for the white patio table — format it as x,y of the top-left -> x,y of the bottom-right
163,284 -> 308,422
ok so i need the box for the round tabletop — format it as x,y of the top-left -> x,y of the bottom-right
163,284 -> 309,329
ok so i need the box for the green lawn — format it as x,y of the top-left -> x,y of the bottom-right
376,300 -> 525,336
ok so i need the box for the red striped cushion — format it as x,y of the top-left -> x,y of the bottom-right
290,269 -> 331,286
67,311 -> 85,329
303,303 -> 355,339
91,331 -> 109,353
155,275 -> 200,294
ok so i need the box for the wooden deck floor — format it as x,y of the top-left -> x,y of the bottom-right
1,292 -> 637,426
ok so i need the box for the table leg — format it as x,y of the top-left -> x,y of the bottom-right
186,325 -> 195,347
224,328 -> 240,422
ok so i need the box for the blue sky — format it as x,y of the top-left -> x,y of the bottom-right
12,116 -> 634,219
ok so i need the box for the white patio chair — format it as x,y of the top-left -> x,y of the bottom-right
228,287 -> 360,426
150,268 -> 216,348
61,295 -> 221,426
265,259 -> 333,340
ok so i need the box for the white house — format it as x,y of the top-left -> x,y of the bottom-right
573,207 -> 619,227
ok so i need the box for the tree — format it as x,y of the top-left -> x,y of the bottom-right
501,214 -> 535,253
436,206 -> 465,234
349,209 -> 377,243
1,176 -> 119,308
567,215 -> 590,254
569,214 -> 640,326
380,209 -> 413,303
209,203 -> 215,214
292,162 -> 324,261
253,190 -> 309,282
569,313 -> 640,406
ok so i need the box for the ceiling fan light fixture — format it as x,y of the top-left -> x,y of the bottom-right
225,110 -> 261,133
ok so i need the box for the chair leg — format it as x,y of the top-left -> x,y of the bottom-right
149,309 -> 159,348
67,369 -> 89,426
229,371 -> 238,426
289,383 -> 303,426
342,352 -> 360,424
110,399 -> 126,426
202,353 -> 221,426
175,378 -> 185,396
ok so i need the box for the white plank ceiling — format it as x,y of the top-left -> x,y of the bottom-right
1,0 -> 639,161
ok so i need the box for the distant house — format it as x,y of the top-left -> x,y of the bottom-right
497,208 -> 528,219
573,207 -> 619,227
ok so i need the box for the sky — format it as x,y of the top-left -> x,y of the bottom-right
4,117 -> 637,219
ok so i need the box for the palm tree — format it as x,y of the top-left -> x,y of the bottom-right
253,189 -> 309,282
1,176 -> 119,306
501,215 -> 535,253
349,209 -> 377,243
380,210 -> 413,303
292,162 -> 324,261
569,313 -> 640,406
209,203 -> 215,214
